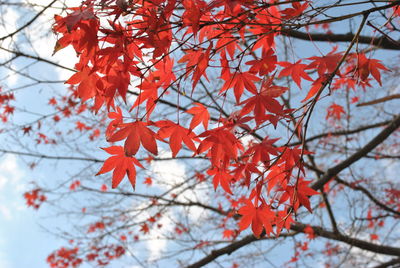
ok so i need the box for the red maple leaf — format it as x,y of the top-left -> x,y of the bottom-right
197,127 -> 243,168
279,178 -> 319,212
156,120 -> 197,157
222,229 -> 235,239
220,71 -> 261,103
108,121 -> 158,156
307,48 -> 343,76
186,102 -> 210,130
240,76 -> 287,125
64,8 -> 95,32
238,200 -> 274,237
356,53 -> 389,86
207,167 -> 233,195
278,60 -> 313,88
246,49 -> 277,76
65,66 -> 99,101
178,43 -> 212,89
280,2 -> 309,19
326,103 -> 345,120
97,146 -> 144,189
302,74 -> 329,103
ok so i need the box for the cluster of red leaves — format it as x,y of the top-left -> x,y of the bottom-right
84,244 -> 125,266
53,0 -> 388,239
0,87 -> 15,123
23,188 -> 47,209
47,244 -> 125,268
47,247 -> 82,268
87,221 -> 106,233
384,188 -> 400,211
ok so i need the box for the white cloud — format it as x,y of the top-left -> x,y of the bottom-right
20,1 -> 78,80
0,155 -> 24,268
0,8 -> 18,60
0,239 -> 12,268
0,154 -> 27,220
143,150 -> 211,261
151,150 -> 186,187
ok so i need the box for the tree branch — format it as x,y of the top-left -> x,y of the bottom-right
186,221 -> 400,267
0,0 -> 57,41
290,223 -> 400,256
312,114 -> 400,190
281,29 -> 400,51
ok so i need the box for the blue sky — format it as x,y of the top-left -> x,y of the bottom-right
0,1 -> 399,267
0,1 -> 79,267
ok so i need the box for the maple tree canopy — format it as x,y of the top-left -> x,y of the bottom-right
1,0 -> 400,267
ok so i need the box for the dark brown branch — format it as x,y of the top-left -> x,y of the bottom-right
0,0 -> 57,41
288,119 -> 392,146
185,235 -> 262,268
291,223 -> 400,256
357,94 -> 400,107
335,177 -> 400,216
321,191 -> 340,234
312,114 -> 400,190
373,258 -> 400,268
0,47 -> 76,72
0,149 -> 103,162
186,221 -> 400,267
281,29 -> 400,51
0,149 -> 206,163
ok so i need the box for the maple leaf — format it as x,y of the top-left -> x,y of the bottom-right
207,167 -> 233,195
144,177 -> 153,186
197,127 -> 243,168
303,225 -> 316,239
108,121 -> 158,156
356,53 -> 389,86
238,200 -> 274,237
280,178 -> 319,212
22,126 -> 32,135
220,71 -> 261,103
186,102 -> 210,130
240,76 -> 287,125
280,2 -> 309,19
178,43 -> 212,89
106,106 -> 123,138
246,49 -> 277,76
302,74 -> 329,103
65,66 -> 100,101
307,49 -> 343,76
326,103 -> 345,120
140,223 -> 150,234
97,146 -> 144,189
64,8 -> 95,32
243,137 -> 279,165
278,60 -> 313,88
222,229 -> 235,239
156,120 -> 197,157
182,0 -> 208,37
275,211 -> 295,236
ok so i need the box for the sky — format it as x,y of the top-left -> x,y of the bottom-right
0,1 -> 79,267
0,1 -> 399,267
0,2 -> 198,266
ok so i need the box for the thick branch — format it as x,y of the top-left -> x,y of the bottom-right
291,223 -> 400,256
336,177 -> 400,216
373,258 -> 400,268
185,235 -> 258,268
186,221 -> 400,267
0,47 -> 76,72
312,114 -> 400,190
281,29 -> 400,51
288,120 -> 392,146
0,0 -> 57,41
